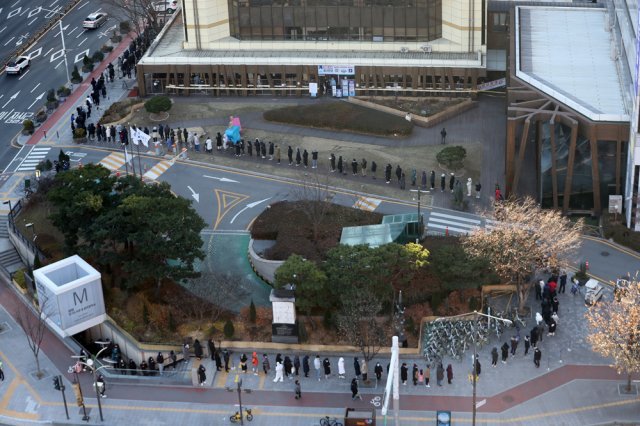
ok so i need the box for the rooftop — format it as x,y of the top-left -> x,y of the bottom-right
515,6 -> 629,122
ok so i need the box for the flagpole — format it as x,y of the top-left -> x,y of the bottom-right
122,143 -> 129,176
137,141 -> 143,179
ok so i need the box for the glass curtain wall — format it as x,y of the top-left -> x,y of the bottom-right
228,0 -> 441,42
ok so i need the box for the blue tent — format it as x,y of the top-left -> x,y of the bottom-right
225,125 -> 241,144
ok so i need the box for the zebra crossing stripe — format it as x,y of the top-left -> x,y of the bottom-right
99,152 -> 126,171
353,196 -> 381,212
430,211 -> 481,224
16,146 -> 51,171
143,160 -> 172,180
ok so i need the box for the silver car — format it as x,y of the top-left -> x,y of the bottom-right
83,12 -> 108,29
584,279 -> 604,305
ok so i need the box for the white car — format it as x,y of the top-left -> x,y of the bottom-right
152,0 -> 178,13
5,56 -> 30,75
83,12 -> 108,29
584,279 -> 604,305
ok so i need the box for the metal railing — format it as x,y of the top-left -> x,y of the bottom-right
7,199 -> 45,262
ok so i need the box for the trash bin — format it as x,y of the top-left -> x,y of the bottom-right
344,408 -> 375,426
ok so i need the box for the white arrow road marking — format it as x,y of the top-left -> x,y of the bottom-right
230,197 -> 271,224
187,185 -> 199,203
3,91 -> 20,108
28,92 -> 45,109
73,49 -> 89,63
202,174 -> 239,183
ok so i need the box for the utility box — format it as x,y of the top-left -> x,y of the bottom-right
344,408 -> 375,426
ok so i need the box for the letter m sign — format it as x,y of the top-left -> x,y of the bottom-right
73,288 -> 88,306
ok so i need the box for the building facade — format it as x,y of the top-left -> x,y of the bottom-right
136,0 -> 489,97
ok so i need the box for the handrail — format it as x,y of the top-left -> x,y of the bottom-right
6,199 -> 45,262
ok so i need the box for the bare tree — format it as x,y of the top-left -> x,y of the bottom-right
15,296 -> 50,378
291,173 -> 334,241
462,197 -> 583,312
181,271 -> 245,325
586,277 -> 640,392
338,291 -> 388,363
104,0 -> 164,36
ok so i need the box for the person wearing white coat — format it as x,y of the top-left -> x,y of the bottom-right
273,362 -> 284,382
338,357 -> 346,379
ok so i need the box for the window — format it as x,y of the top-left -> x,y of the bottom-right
492,13 -> 508,32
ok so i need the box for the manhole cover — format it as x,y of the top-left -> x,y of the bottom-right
502,395 -> 515,403
601,251 -> 610,257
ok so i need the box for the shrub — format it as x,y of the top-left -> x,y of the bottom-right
92,51 -> 104,62
223,319 -> 235,339
71,66 -> 82,83
436,146 -> 467,171
82,54 -> 94,66
22,119 -> 34,134
168,311 -> 177,332
263,102 -> 413,137
101,44 -> 114,53
142,303 -> 149,325
144,96 -> 172,113
46,89 -> 56,102
574,262 -> 589,283
57,85 -> 71,97
249,299 -> 256,324
120,21 -> 131,34
73,128 -> 86,139
35,109 -> 47,123
13,269 -> 26,290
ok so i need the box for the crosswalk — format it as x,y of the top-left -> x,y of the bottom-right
353,196 -> 382,212
99,152 -> 128,171
16,146 -> 50,171
425,211 -> 483,236
143,160 -> 173,180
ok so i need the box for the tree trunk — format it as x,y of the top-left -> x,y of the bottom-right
35,355 -> 41,378
517,274 -> 529,313
627,372 -> 632,393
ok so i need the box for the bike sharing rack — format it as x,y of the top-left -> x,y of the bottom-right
344,407 -> 376,426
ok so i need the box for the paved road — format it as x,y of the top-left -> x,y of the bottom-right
0,0 -> 119,172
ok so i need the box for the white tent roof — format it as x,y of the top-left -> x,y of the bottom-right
515,6 -> 629,122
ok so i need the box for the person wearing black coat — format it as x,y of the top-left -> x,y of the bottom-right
430,170 -> 436,190
421,171 -> 427,189
302,150 -> 309,168
449,173 -> 455,192
338,156 -> 344,174
293,355 -> 301,376
295,148 -> 301,166
322,358 -> 331,378
351,159 -> 358,175
533,348 -> 542,368
374,362 -> 383,381
268,142 -> 274,159
284,356 -> 292,378
216,132 -> 222,150
385,164 -> 392,183
351,378 -> 362,400
354,357 -> 361,378
491,347 -> 498,366
371,161 -> 377,179
255,139 -> 261,158
400,363 -> 408,385
530,327 -> 539,348
215,351 -> 222,371
501,342 -> 509,363
287,146 -> 293,165
302,355 -> 310,377
194,339 -> 203,360
330,153 -> 336,172
260,141 -> 267,158
395,165 -> 402,183
247,140 -> 253,156
440,173 -> 446,192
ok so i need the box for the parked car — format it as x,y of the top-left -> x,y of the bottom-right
83,12 -> 108,29
152,1 -> 179,13
5,56 -> 30,75
584,279 -> 604,305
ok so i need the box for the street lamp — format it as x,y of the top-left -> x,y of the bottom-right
38,7 -> 71,88
409,189 -> 429,239
436,311 -> 512,426
72,342 -> 111,422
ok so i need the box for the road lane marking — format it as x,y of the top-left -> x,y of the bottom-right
99,152 -> 127,171
353,196 -> 381,212
143,160 -> 172,180
78,36 -> 87,46
213,189 -> 249,230
3,36 -> 15,46
0,26 -> 6,34
18,69 -> 30,80
27,16 -> 37,26
30,82 -> 40,93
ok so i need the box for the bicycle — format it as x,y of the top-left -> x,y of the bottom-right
229,408 -> 253,423
319,416 -> 343,426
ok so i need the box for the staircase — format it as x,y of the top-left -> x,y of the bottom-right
0,215 -> 25,274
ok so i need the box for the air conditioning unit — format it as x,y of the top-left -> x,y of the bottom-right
400,47 -> 409,53
420,45 -> 432,53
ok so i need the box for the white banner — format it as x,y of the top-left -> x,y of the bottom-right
478,78 -> 506,91
318,65 -> 355,76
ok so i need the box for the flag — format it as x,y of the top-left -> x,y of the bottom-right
130,127 -> 138,145
124,145 -> 133,164
136,128 -> 151,148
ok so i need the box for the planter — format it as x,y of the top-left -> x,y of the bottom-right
12,279 -> 27,295
34,113 -> 47,124
46,100 -> 59,110
73,137 -> 87,144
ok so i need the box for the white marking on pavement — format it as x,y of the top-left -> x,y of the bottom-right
67,27 -> 78,36
3,37 -> 15,46
430,211 -> 481,224
78,1 -> 89,9
230,198 -> 271,224
0,26 -> 6,34
19,8 -> 30,16
73,49 -> 89,63
76,29 -> 86,38
27,17 -> 37,26
187,186 -> 200,203
10,1 -> 20,8
28,92 -> 45,109
2,91 -> 20,108
78,37 -> 87,46
49,0 -> 60,6
18,70 -> 30,80
7,8 -> 21,19
202,174 -> 239,183
43,47 -> 53,57
27,47 -> 41,60
54,59 -> 64,69
427,223 -> 470,234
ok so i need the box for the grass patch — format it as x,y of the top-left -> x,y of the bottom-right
251,200 -> 383,262
98,98 -> 141,125
362,96 -> 467,117
263,101 -> 413,137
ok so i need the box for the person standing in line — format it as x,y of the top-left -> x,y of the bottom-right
260,141 -> 267,159
354,357 -> 361,379
351,158 -> 358,176
491,347 -> 499,367
295,148 -> 301,166
440,127 -> 447,144
312,150 -> 318,168
412,363 -> 419,385
157,352 -> 165,376
262,354 -> 270,375
273,362 -> 284,382
338,156 -> 344,174
314,355 -> 322,381
559,270 -> 568,294
205,136 -> 213,153
240,353 -> 248,373
288,145 -> 293,165
361,158 -> 367,177
329,153 -> 336,172
323,357 -> 331,379
524,334 -> 531,355
501,342 -> 509,363
530,327 -> 539,349
214,351 -> 222,371
430,170 -> 436,190
283,356 -> 292,378
446,364 -> 453,384
275,145 -> 281,164
510,335 -> 519,356
374,362 -> 383,382
302,149 -> 309,168
385,164 -> 392,183
351,378 -> 362,400
251,352 -> 259,375
216,132 -> 222,150
247,138 -> 253,157
197,365 -> 207,386
207,338 -> 216,361
421,171 -> 427,190
338,357 -> 346,379
533,348 -> 542,368
436,363 -> 444,386
475,182 -> 482,198
302,355 -> 310,378
411,169 -> 417,187
293,355 -> 300,377
361,359 -> 368,382
467,178 -> 473,197
440,173 -> 446,192
418,369 -> 424,386
371,161 -> 377,179
400,172 -> 406,190
449,173 -> 455,192
223,349 -> 230,372
268,141 -> 274,160
294,380 -> 302,400
474,359 -> 481,377
400,363 -> 408,385
395,165 -> 402,183
424,365 -> 430,387
193,133 -> 200,152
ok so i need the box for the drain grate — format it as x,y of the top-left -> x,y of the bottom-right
601,251 -> 610,257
